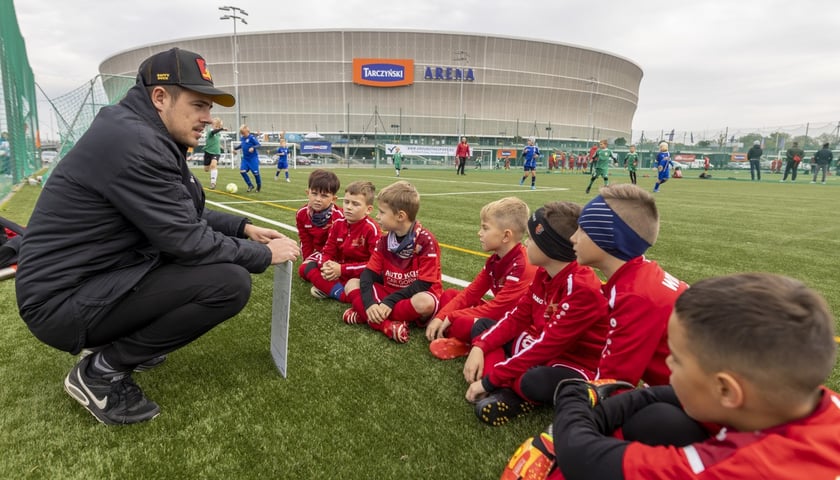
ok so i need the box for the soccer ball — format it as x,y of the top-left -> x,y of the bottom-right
225,183 -> 238,194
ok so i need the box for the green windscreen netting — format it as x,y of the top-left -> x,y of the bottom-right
0,1 -> 39,197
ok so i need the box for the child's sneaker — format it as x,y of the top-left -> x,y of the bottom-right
519,179 -> 524,186
342,308 -> 364,325
500,429 -> 555,480
475,388 -> 533,426
530,185 -> 536,190
286,178 -> 291,183
382,320 -> 409,343
429,337 -> 470,360
310,286 -> 329,299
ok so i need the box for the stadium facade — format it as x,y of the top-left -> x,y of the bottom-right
100,29 -> 642,145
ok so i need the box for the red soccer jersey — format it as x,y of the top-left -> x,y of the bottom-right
437,243 -> 536,322
474,262 -> 608,388
319,216 -> 381,280
596,256 -> 688,386
622,387 -> 840,479
365,221 -> 443,297
295,204 -> 344,259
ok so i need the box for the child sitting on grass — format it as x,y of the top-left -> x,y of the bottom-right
297,169 -> 343,281
464,202 -> 608,426
306,181 -> 380,302
504,273 -> 840,479
518,184 -> 688,405
425,197 -> 537,360
342,181 -> 442,343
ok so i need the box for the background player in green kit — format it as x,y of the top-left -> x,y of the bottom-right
585,139 -> 615,194
624,144 -> 639,185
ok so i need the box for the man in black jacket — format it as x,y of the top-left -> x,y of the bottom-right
811,142 -> 833,184
747,140 -> 763,181
15,48 -> 301,425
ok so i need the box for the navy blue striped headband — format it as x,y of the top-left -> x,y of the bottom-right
578,195 -> 651,261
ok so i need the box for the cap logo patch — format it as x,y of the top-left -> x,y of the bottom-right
196,58 -> 212,81
535,223 -> 544,235
156,73 -> 170,81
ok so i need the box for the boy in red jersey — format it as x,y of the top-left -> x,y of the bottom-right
519,183 -> 687,404
342,181 -> 443,343
508,273 -> 840,480
297,169 -> 343,281
464,202 -> 608,426
425,197 -> 537,359
306,181 -> 380,302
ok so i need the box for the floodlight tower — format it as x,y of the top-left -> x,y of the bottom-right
219,5 -> 248,127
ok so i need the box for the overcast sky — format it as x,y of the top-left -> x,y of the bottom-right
14,0 -> 840,139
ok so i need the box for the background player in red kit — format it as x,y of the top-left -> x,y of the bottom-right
519,183 -> 687,404
425,197 -> 536,359
342,181 -> 442,343
306,181 -> 380,302
297,169 -> 343,280
526,273 -> 840,480
464,202 -> 608,426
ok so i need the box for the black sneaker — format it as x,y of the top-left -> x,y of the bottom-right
79,349 -> 167,373
475,388 -> 533,426
63,355 -> 160,425
247,185 -> 255,192
133,355 -> 167,373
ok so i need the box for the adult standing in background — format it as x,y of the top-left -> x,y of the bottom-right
781,141 -> 804,183
15,48 -> 300,425
747,140 -> 763,181
812,143 -> 833,184
455,136 -> 470,176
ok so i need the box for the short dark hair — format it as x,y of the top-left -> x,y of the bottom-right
541,201 -> 581,241
675,273 -> 836,403
145,84 -> 183,101
307,169 -> 340,195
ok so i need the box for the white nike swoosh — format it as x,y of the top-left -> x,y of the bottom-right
78,369 -> 108,410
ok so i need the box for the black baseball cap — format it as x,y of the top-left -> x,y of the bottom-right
138,48 -> 235,107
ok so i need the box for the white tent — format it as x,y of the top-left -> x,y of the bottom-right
303,132 -> 325,140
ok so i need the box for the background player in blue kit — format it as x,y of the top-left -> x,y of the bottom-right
653,141 -> 674,193
519,137 -> 541,190
274,136 -> 291,182
234,124 -> 262,192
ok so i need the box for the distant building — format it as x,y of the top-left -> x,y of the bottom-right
100,29 -> 642,144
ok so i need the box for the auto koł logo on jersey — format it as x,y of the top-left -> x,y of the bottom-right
353,59 -> 414,87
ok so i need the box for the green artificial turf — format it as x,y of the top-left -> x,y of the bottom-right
1,166 -> 838,479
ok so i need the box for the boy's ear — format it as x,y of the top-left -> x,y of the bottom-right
364,204 -> 374,215
502,228 -> 514,243
715,372 -> 745,409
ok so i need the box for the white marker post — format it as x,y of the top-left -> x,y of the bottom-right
270,261 -> 293,378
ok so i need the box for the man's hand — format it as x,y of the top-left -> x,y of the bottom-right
266,237 -> 301,265
244,224 -> 287,244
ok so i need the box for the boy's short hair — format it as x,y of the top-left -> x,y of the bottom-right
527,201 -> 579,262
599,183 -> 659,246
345,181 -> 376,205
480,197 -> 529,239
307,169 -> 341,195
377,181 -> 420,221
675,273 -> 836,403
541,201 -> 581,241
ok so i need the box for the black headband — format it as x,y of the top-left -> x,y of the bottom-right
527,207 -> 576,262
